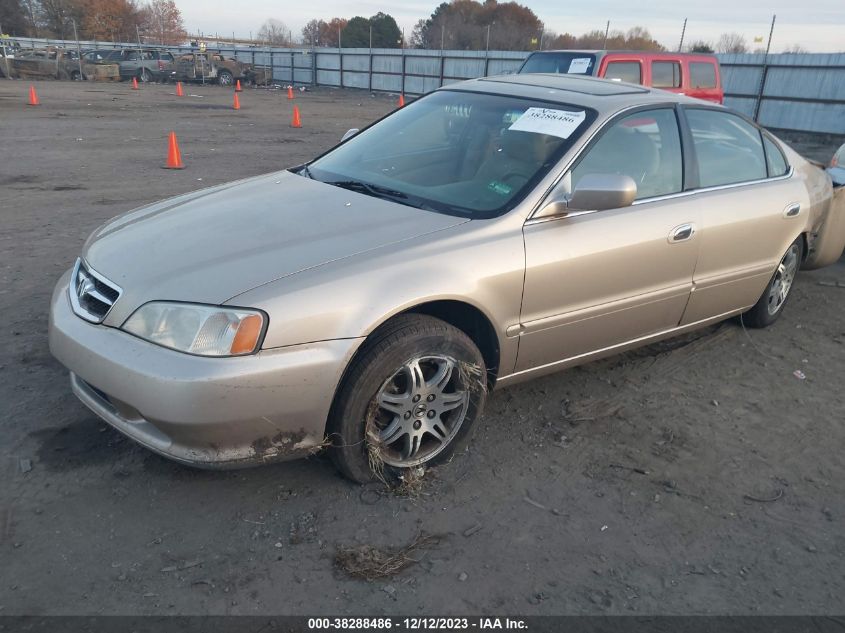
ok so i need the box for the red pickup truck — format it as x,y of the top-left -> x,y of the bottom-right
518,50 -> 723,103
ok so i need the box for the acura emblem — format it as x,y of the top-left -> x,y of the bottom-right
76,272 -> 95,300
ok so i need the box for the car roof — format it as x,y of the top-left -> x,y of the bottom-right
444,73 -> 704,115
529,49 -> 718,59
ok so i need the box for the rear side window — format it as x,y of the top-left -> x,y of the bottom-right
686,109 -> 767,187
604,61 -> 641,84
689,62 -> 717,89
763,136 -> 789,177
652,61 -> 681,88
160,52 -> 174,62
571,108 -> 683,200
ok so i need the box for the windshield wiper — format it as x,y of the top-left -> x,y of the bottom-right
298,163 -> 313,179
327,179 -> 408,200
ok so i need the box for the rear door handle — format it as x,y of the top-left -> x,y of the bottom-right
784,203 -> 801,218
669,223 -> 696,243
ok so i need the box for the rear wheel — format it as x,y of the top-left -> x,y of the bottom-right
139,68 -> 152,83
70,70 -> 84,81
328,314 -> 487,484
217,70 -> 233,86
742,237 -> 803,328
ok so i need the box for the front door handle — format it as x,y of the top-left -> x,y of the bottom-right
784,202 -> 801,218
669,223 -> 696,243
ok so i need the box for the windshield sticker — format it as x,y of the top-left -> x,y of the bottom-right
508,108 -> 586,139
568,57 -> 591,74
487,181 -> 513,196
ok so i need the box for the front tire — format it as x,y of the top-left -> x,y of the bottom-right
743,237 -> 803,328
327,314 -> 487,484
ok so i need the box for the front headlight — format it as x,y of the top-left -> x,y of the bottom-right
122,302 -> 266,357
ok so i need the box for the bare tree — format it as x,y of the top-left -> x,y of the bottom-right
139,0 -> 185,45
257,18 -> 289,46
783,43 -> 808,53
716,32 -> 748,54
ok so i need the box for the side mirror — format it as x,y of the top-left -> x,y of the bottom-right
341,128 -> 359,142
537,173 -> 637,218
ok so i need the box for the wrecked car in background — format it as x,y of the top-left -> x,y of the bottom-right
7,47 -> 119,81
49,74 -> 845,484
174,52 -> 269,86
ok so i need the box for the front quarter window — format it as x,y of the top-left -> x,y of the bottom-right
305,91 -> 595,218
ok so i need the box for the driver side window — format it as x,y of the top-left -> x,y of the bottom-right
570,108 -> 683,200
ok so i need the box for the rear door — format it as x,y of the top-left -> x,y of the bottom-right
517,106 -> 700,371
678,107 -> 806,324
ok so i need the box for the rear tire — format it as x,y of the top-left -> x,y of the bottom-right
742,237 -> 803,328
327,314 -> 487,484
139,68 -> 152,83
217,70 -> 233,86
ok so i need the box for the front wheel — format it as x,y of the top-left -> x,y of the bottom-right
327,314 -> 487,484
742,237 -> 803,328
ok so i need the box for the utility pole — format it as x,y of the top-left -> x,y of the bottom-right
753,14 -> 776,122
678,18 -> 687,52
72,19 -> 83,80
441,24 -> 445,51
764,13 -> 776,55
485,24 -> 491,53
603,21 -> 610,48
369,25 -> 372,50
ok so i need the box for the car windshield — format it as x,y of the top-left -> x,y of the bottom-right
519,52 -> 597,75
304,90 -> 595,218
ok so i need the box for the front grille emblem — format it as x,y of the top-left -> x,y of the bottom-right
69,258 -> 122,323
76,271 -> 96,301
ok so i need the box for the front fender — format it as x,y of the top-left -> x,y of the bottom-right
229,219 -> 526,375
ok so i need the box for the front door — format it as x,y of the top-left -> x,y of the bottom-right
517,107 -> 700,372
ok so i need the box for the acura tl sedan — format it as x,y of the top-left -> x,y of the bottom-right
49,74 -> 845,483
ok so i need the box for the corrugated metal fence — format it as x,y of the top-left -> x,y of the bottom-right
7,37 -> 845,135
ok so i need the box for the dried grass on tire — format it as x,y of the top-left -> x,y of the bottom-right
335,533 -> 441,581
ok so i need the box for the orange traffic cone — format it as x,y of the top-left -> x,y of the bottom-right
27,85 -> 40,106
176,81 -> 184,97
163,131 -> 185,169
233,93 -> 241,110
287,85 -> 294,100
132,76 -> 139,90
290,105 -> 302,128
398,93 -> 405,107
235,79 -> 242,92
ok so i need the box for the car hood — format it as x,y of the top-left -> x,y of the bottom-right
83,171 -> 468,326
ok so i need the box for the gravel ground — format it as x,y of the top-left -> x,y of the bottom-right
1,80 -> 844,616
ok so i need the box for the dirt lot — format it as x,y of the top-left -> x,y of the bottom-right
1,80 -> 844,616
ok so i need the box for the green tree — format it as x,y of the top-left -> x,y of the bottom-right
341,13 -> 401,48
689,40 -> 714,53
369,11 -> 400,47
341,15 -> 368,47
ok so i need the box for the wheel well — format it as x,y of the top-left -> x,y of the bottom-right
403,300 -> 500,387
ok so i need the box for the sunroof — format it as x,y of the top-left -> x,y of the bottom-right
479,74 -> 649,96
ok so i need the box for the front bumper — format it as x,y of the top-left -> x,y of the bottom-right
49,271 -> 363,468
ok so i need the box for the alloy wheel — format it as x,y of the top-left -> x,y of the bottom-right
767,243 -> 800,315
371,355 -> 469,467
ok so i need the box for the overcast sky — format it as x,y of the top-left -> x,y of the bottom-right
177,0 -> 844,52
